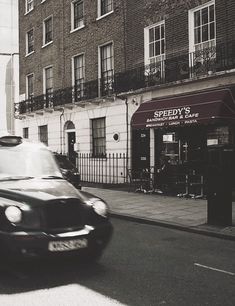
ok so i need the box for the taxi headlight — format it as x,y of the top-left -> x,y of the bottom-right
85,198 -> 108,218
93,200 -> 108,217
5,206 -> 22,223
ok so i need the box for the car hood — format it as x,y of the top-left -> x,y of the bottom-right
0,179 -> 90,206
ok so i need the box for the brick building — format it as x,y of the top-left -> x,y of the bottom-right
16,0 -> 235,191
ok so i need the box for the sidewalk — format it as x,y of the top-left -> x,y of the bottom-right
83,187 -> 235,240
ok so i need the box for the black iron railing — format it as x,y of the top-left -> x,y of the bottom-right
77,153 -> 128,184
16,40 -> 235,115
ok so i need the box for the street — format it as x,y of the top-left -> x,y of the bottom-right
0,218 -> 234,306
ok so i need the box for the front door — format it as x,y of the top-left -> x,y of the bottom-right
68,132 -> 76,165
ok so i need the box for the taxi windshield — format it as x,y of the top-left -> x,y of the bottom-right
0,142 -> 62,180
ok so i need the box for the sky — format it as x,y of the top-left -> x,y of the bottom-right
0,0 -> 18,133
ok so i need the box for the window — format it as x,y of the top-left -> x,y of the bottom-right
193,3 -> 215,51
98,0 -> 113,17
71,0 -> 84,30
23,127 -> 29,139
92,117 -> 106,157
189,1 -> 216,75
73,54 -> 85,100
26,29 -> 34,54
38,125 -> 48,146
25,0 -> 34,13
144,22 -> 165,81
43,17 -> 53,45
44,66 -> 53,107
26,74 -> 34,99
100,43 -> 114,96
44,66 -> 53,94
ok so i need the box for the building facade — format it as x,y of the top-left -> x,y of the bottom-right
16,0 -> 235,191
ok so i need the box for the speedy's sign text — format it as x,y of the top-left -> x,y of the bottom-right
146,106 -> 199,127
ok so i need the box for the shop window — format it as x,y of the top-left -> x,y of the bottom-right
161,132 -> 179,165
92,117 -> 106,157
207,126 -> 231,146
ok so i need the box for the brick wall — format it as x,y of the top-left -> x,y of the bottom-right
19,0 -> 235,97
125,0 -> 235,68
19,0 -> 126,96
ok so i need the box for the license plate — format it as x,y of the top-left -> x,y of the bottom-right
48,238 -> 88,252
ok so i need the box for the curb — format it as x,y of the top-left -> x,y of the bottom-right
110,212 -> 235,241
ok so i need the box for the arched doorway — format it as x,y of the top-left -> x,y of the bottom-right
64,121 -> 76,164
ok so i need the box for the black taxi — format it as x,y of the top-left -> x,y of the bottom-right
0,135 -> 113,261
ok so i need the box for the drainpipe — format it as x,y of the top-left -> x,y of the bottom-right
125,97 -> 129,172
59,108 -> 64,154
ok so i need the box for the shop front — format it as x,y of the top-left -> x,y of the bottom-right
131,87 -> 235,198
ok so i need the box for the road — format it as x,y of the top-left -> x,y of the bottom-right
0,218 -> 234,306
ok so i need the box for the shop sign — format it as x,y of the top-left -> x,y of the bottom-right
146,106 -> 199,128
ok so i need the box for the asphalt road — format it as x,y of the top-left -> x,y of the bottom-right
0,218 -> 234,306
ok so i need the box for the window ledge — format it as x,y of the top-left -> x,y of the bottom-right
42,41 -> 53,49
25,51 -> 35,57
96,10 -> 114,21
70,24 -> 85,34
24,8 -> 34,16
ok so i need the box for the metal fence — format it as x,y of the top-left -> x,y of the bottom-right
15,40 -> 235,115
77,153 -> 128,185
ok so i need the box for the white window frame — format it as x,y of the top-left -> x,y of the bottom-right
72,53 -> 85,101
188,0 -> 216,54
97,0 -> 114,20
144,21 -> 165,66
43,65 -> 53,94
98,42 -> 114,96
26,28 -> 34,56
71,0 -> 85,32
26,73 -> 34,99
25,0 -> 34,14
43,16 -> 53,47
144,21 -> 165,81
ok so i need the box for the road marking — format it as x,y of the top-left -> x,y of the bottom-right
194,263 -> 235,276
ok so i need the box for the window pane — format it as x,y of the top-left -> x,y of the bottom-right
74,0 -> 84,28
155,26 -> 160,40
209,5 -> 214,22
201,7 -> 208,25
202,24 -> 208,42
149,28 -> 154,42
194,10 -> 201,27
101,0 -> 113,16
92,118 -> 106,156
155,41 -> 160,56
161,40 -> 165,54
149,43 -> 154,58
194,27 -> 201,44
210,22 -> 215,40
161,24 -> 165,39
